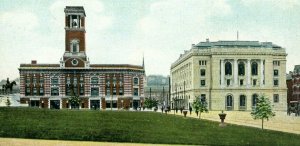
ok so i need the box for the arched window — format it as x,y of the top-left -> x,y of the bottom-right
238,62 -> 245,76
252,94 -> 258,106
239,95 -> 246,107
91,77 -> 99,84
226,95 -> 233,110
133,77 -> 139,85
225,62 -> 232,75
251,62 -> 258,75
70,39 -> 79,53
51,77 -> 59,85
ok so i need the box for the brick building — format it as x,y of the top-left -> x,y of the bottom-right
286,65 -> 300,105
19,6 -> 145,110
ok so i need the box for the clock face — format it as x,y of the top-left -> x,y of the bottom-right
71,59 -> 78,66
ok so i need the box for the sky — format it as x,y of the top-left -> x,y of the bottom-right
0,0 -> 300,80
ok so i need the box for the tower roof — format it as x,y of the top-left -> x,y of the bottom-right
64,6 -> 86,16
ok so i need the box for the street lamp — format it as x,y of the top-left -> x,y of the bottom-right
121,99 -> 124,109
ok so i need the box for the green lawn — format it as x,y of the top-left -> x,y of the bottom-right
0,107 -> 299,145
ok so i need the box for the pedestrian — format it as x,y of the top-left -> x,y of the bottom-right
180,107 -> 183,114
189,106 -> 192,115
161,106 -> 164,113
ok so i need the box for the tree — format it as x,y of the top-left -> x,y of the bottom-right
251,95 -> 275,130
69,95 -> 81,109
192,96 -> 208,119
6,97 -> 11,106
144,98 -> 158,109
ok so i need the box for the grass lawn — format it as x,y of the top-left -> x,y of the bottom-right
0,107 -> 299,145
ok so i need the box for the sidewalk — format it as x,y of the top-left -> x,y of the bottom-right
165,110 -> 300,134
0,138 -> 177,146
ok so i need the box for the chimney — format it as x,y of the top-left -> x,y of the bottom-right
31,60 -> 37,64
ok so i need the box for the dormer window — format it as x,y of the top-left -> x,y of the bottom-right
70,39 -> 79,53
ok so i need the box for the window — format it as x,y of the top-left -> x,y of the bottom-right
66,77 -> 70,84
51,87 -> 59,96
119,88 -> 123,95
252,94 -> 258,106
26,77 -> 31,84
240,95 -> 246,107
70,39 -> 79,53
200,94 -> 206,102
199,60 -> 207,66
33,78 -> 37,84
274,70 -> 278,76
200,80 -> 205,86
80,76 -> 84,83
39,78 -> 44,84
273,61 -> 280,66
238,62 -> 245,76
106,87 -> 111,96
253,79 -> 257,86
91,87 -> 99,96
66,87 -> 70,96
72,44 -> 77,52
200,69 -> 206,76
71,15 -> 78,28
51,77 -> 59,85
227,79 -> 230,86
33,88 -> 37,96
274,80 -> 279,86
240,79 -> 244,86
273,94 -> 279,103
113,87 -> 117,95
225,62 -> 232,75
133,88 -> 139,96
80,87 -> 84,95
226,95 -> 233,110
25,87 -> 30,96
39,87 -> 44,95
73,77 -> 77,85
251,62 -> 258,75
91,77 -> 99,84
134,77 -> 139,85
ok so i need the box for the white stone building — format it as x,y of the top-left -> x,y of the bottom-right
170,39 -> 287,111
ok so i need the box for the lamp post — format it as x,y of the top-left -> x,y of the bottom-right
121,99 -> 124,109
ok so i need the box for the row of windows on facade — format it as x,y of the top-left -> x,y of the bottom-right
199,79 -> 279,87
225,94 -> 279,108
25,76 -> 140,85
174,93 -> 279,108
25,86 -> 139,97
29,100 -> 140,109
199,60 -> 280,66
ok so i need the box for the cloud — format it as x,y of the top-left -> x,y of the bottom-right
241,0 -> 300,10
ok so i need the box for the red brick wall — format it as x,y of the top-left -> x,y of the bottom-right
118,98 -> 131,109
65,31 -> 86,52
40,98 -> 49,109
62,98 -> 69,108
81,98 -> 88,108
64,58 -> 85,67
101,98 -> 106,109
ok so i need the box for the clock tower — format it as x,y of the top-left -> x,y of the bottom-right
61,6 -> 89,68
